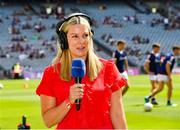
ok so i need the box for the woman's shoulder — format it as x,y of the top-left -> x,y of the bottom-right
99,58 -> 115,66
44,65 -> 54,72
43,62 -> 61,75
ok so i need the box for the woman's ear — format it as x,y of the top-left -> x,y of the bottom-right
91,29 -> 94,35
89,29 -> 94,37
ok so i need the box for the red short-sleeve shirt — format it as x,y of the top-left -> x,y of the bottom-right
36,58 -> 127,129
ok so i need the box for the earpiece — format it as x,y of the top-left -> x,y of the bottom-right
56,13 -> 93,50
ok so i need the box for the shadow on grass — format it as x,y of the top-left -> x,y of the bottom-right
132,104 -> 164,108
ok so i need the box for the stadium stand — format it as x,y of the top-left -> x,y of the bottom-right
0,0 -> 179,78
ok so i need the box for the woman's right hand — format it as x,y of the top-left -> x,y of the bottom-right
69,84 -> 85,104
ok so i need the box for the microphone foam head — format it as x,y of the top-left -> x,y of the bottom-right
72,58 -> 86,78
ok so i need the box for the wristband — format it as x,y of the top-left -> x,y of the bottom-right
65,98 -> 73,109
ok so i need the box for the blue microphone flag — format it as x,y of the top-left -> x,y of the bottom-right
72,58 -> 86,78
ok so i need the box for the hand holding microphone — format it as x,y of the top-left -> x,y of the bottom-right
69,84 -> 85,104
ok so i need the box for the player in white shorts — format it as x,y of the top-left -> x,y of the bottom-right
145,46 -> 180,106
144,43 -> 161,105
113,40 -> 130,96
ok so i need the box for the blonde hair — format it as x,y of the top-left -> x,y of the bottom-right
52,16 -> 102,81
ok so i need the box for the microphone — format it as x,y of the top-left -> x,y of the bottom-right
17,115 -> 30,130
71,58 -> 86,111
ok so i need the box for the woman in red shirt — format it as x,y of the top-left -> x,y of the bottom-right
36,13 -> 127,129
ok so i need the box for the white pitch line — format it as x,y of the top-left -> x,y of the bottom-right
1,95 -> 40,101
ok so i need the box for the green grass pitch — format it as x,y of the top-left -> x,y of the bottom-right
0,75 -> 180,129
